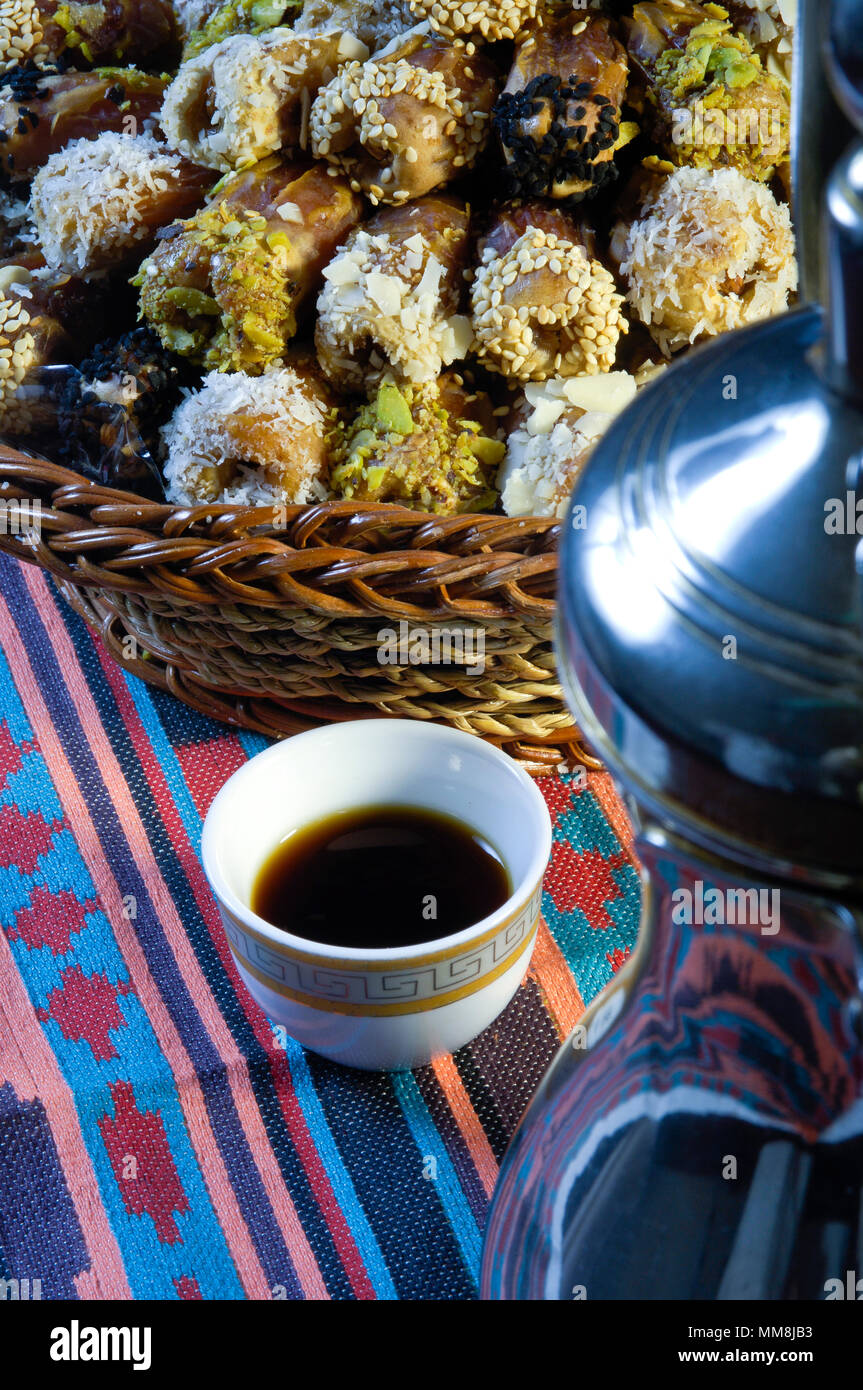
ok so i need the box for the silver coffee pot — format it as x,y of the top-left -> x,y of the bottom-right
482,0 -> 863,1300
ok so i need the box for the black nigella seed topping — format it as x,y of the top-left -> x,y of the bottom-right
52,326 -> 191,488
493,76 -> 620,202
0,61 -> 55,104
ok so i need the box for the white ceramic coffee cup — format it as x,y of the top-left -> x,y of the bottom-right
201,719 -> 552,1070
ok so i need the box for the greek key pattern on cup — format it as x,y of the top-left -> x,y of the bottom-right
222,885 -> 542,1014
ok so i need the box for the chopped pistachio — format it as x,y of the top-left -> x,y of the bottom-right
375,382 -> 414,436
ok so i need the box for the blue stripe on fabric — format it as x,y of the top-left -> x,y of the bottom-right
303,1053 -> 476,1300
126,674 -> 399,1300
390,1071 -> 482,1288
282,1039 -> 398,1300
35,587 -> 319,1299
236,731 -> 270,760
0,635 -> 244,1300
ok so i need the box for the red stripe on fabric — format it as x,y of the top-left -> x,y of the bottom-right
0,611 -> 133,1299
174,739 -> 248,820
90,629 -> 377,1300
11,571 -> 275,1300
0,931 -> 133,1299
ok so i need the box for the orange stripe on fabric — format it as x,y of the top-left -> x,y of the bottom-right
0,925 -> 132,1299
90,634 -> 375,1299
588,769 -> 639,863
75,1269 -> 107,1298
88,609 -> 372,1297
430,1053 -> 499,1198
24,567 -> 334,1299
527,916 -> 586,1039
0,582 -> 275,1302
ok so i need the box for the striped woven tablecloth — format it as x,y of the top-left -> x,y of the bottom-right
0,552 -> 641,1300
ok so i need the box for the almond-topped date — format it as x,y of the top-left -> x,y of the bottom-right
0,67 -> 166,183
497,370 -> 640,518
368,194 -> 471,290
315,193 -> 472,392
310,32 -> 499,205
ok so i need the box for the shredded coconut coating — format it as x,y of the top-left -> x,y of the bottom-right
0,191 -> 37,257
471,226 -> 627,381
310,33 -> 498,205
615,164 -> 797,354
0,0 -> 49,72
498,371 -> 638,518
162,365 -> 334,505
161,27 -> 369,173
173,0 -> 222,34
315,197 -> 471,390
296,0 -> 417,53
30,132 -> 210,275
407,0 -> 536,42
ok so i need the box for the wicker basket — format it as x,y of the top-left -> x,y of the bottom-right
0,445 -> 595,774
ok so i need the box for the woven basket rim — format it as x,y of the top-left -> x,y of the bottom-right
0,442 -> 560,622
0,444 -> 593,773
